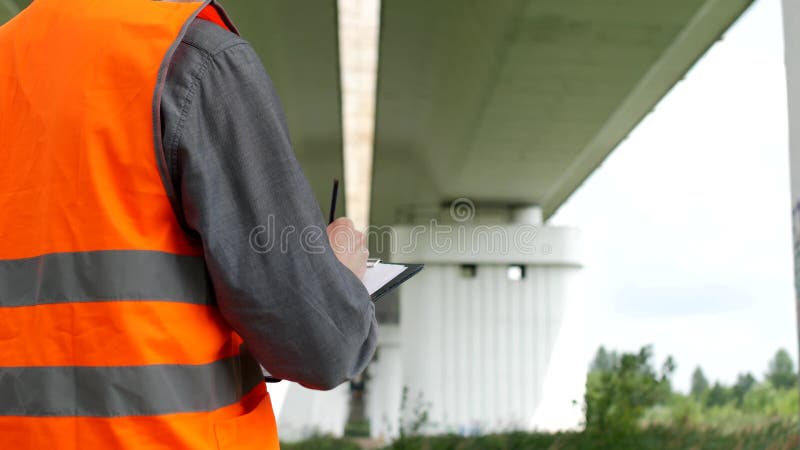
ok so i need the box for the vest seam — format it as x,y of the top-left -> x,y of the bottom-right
151,0 -> 214,243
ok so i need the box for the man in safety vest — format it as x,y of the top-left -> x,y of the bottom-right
0,1 -> 377,448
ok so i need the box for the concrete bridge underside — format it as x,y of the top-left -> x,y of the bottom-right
1,0 -> 754,223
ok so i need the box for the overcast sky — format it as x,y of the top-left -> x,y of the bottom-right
549,0 -> 798,392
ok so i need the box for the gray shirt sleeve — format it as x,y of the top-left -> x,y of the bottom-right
160,19 -> 377,390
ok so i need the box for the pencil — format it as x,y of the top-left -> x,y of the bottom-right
328,178 -> 339,224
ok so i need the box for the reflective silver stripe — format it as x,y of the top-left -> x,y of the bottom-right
0,250 -> 212,307
0,354 -> 263,417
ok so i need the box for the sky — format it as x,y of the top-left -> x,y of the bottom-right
549,0 -> 798,393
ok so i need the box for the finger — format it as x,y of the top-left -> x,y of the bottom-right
327,217 -> 349,232
334,217 -> 354,229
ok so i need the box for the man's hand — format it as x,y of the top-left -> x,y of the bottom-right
327,217 -> 369,280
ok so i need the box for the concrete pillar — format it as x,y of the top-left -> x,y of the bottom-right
366,325 -> 404,439
366,213 -> 583,438
781,0 -> 800,382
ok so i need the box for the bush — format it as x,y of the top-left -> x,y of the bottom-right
584,345 -> 674,436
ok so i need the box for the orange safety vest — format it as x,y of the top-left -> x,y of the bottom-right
0,0 -> 279,448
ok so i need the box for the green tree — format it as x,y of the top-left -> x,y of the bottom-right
766,348 -> 797,390
584,345 -> 674,436
705,382 -> 732,408
590,346 -> 618,372
690,367 -> 709,400
731,372 -> 756,407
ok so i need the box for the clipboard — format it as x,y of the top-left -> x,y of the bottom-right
363,260 -> 424,302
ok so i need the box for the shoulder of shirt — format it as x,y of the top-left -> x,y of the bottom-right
160,17 -> 255,218
180,17 -> 251,57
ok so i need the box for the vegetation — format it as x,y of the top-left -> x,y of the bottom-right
380,424 -> 798,450
281,436 -> 362,450
583,345 -> 799,448
284,346 -> 800,449
584,345 -> 674,436
768,349 -> 797,390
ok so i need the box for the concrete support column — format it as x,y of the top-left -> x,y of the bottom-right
781,0 -> 800,380
365,217 -> 583,439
